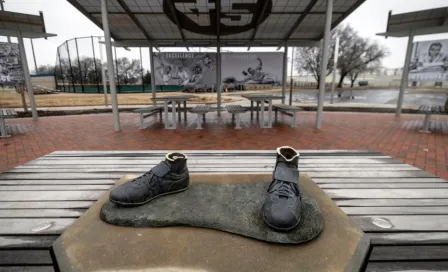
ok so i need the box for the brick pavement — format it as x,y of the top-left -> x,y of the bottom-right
1,111 -> 447,179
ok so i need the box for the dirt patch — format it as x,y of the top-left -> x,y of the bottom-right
0,91 -> 238,108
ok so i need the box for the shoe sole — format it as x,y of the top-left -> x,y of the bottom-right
109,186 -> 189,207
262,213 -> 301,232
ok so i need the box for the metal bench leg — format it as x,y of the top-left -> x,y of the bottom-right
0,118 -> 9,138
163,101 -> 169,129
420,113 -> 431,133
171,102 -> 177,129
250,101 -> 253,119
267,100 -> 273,128
275,108 -> 278,121
260,100 -> 265,127
203,113 -> 206,122
178,102 -> 182,122
256,101 -> 260,119
232,113 -> 235,123
235,113 -> 242,129
195,113 -> 202,129
291,111 -> 297,128
183,101 -> 187,121
159,109 -> 163,120
139,113 -> 144,129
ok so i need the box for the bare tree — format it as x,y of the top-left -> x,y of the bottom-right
294,45 -> 334,89
116,57 -> 142,84
34,65 -> 56,75
335,25 -> 388,88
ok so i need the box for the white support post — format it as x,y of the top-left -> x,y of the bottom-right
98,37 -> 108,107
396,29 -> 414,116
149,45 -> 156,105
101,0 -> 120,131
282,46 -> 288,104
330,36 -> 339,104
17,31 -> 38,120
315,0 -> 333,129
216,44 -> 221,116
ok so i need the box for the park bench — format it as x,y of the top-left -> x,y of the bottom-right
273,104 -> 303,128
418,104 -> 446,133
0,109 -> 18,138
134,106 -> 164,129
190,105 -> 213,129
226,105 -> 246,129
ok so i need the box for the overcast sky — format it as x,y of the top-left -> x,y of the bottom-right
2,0 -> 448,72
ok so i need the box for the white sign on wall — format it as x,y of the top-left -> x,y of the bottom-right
221,52 -> 284,85
409,39 -> 448,82
0,42 -> 24,85
153,52 -> 216,87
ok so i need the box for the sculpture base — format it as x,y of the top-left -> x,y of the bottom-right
101,178 -> 323,244
53,174 -> 370,272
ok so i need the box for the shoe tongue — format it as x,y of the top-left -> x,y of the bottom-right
164,158 -> 186,173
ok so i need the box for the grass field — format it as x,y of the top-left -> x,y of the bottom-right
0,91 -> 239,108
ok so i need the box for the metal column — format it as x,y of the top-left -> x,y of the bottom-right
101,0 -> 120,131
91,36 -> 100,93
98,37 -> 108,107
30,39 -> 38,73
17,31 -> 38,120
74,38 -> 84,92
289,46 -> 295,106
315,0 -> 333,129
330,36 -> 339,104
282,46 -> 288,104
149,46 -> 156,105
216,45 -> 222,116
396,29 -> 414,116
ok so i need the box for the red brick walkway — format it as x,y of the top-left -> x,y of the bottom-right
1,112 -> 447,179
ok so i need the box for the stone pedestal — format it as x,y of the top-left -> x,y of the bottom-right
53,174 -> 370,272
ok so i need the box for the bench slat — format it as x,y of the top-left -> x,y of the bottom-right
133,106 -> 163,113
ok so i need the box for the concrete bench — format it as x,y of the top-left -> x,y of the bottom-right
0,109 -> 18,138
226,105 -> 246,129
134,106 -> 164,129
418,104 -> 446,133
273,104 -> 303,128
190,105 -> 213,129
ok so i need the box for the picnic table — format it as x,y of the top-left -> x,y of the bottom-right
241,94 -> 284,128
152,95 -> 195,129
1,150 -> 448,271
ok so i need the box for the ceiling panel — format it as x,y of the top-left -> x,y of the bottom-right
69,0 -> 365,43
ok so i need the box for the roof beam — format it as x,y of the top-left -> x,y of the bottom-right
283,0 -> 318,41
250,0 -> 270,41
116,0 -> 152,41
216,0 -> 221,41
324,0 -> 366,36
89,11 -> 346,15
166,0 -> 186,41
66,0 -> 119,41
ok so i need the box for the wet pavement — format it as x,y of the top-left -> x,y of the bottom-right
287,89 -> 447,107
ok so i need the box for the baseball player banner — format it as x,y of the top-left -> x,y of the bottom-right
221,52 -> 283,85
0,42 -> 24,85
409,39 -> 448,82
153,52 -> 216,87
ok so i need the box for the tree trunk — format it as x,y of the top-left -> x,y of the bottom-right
337,72 -> 347,88
444,95 -> 448,113
315,76 -> 320,89
350,80 -> 355,88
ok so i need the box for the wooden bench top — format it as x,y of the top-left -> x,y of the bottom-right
0,109 -> 18,118
273,104 -> 303,111
1,150 -> 448,271
190,105 -> 212,113
133,106 -> 163,113
226,105 -> 246,113
418,104 -> 445,113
